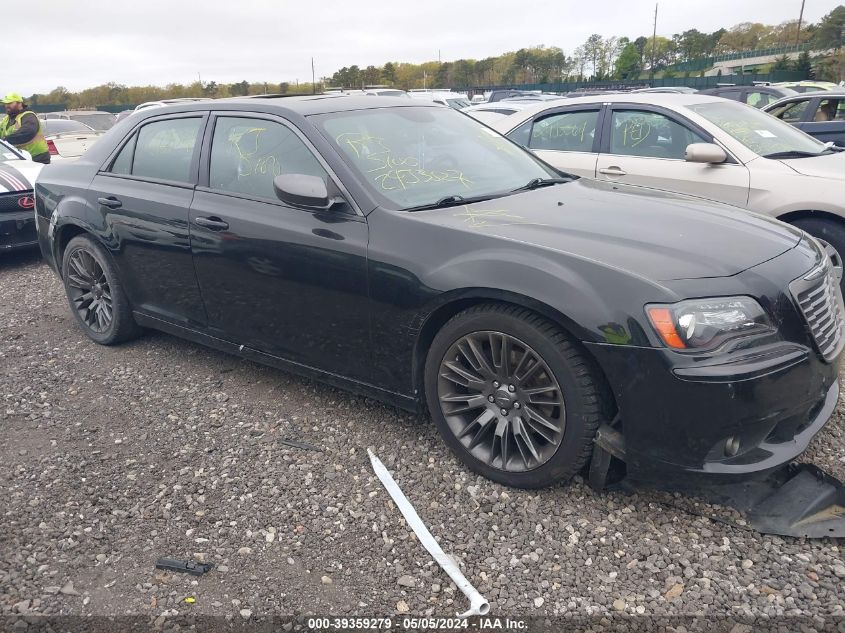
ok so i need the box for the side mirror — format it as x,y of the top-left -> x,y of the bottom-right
685,143 -> 727,164
273,174 -> 337,210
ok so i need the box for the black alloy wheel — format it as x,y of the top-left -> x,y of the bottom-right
61,235 -> 141,345
425,304 -> 608,488
65,248 -> 113,333
437,331 -> 565,472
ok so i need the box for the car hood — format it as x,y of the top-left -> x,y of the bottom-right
0,159 -> 42,193
413,178 -> 801,282
777,150 -> 845,179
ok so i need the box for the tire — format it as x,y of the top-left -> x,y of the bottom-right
61,234 -> 141,345
424,303 -> 609,488
790,218 -> 845,292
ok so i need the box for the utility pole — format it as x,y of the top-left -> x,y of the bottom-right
795,0 -> 806,47
650,3 -> 658,83
311,58 -> 316,94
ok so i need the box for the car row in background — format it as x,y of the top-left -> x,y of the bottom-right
41,110 -> 117,131
41,119 -> 103,161
773,80 -> 843,93
764,90 -> 845,147
698,84 -> 797,108
0,139 -> 42,251
489,93 -> 845,287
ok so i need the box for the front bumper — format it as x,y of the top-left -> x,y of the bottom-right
0,209 -> 37,250
586,340 -> 841,481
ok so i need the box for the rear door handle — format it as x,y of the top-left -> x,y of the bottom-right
97,196 -> 122,209
194,216 -> 229,231
599,167 -> 627,177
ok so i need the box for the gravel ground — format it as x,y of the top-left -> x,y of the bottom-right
3,249 -> 845,629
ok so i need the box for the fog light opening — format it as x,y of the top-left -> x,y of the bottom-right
725,436 -> 741,458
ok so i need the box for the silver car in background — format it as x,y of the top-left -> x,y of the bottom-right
491,93 -> 845,286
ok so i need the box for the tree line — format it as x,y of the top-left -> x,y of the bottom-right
27,5 -> 844,108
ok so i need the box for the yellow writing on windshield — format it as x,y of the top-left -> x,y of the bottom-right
335,132 -> 473,192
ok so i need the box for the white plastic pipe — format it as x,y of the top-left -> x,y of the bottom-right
367,448 -> 490,618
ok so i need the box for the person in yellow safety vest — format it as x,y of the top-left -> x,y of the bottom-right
0,92 -> 50,164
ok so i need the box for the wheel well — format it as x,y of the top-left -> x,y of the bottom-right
412,295 -> 617,419
55,224 -> 89,266
778,210 -> 845,229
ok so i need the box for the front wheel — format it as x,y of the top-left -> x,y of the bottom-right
790,218 -> 845,290
61,235 -> 141,345
424,304 -> 610,488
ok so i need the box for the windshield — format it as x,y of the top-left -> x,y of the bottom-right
687,100 -> 826,157
314,106 -> 557,210
70,113 -> 116,130
43,119 -> 96,135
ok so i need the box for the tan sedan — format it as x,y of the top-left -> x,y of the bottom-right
491,93 -> 845,286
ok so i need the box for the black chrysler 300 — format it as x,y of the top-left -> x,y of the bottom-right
35,96 -> 844,488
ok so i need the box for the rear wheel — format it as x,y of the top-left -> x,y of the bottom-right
424,304 -> 609,488
61,235 -> 140,345
790,218 -> 845,290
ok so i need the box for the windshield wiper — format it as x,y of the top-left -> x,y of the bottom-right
404,193 -> 503,212
510,177 -> 572,192
762,149 -> 831,159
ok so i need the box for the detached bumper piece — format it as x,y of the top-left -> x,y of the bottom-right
699,463 -> 845,538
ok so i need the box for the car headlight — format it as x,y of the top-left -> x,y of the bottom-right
646,297 -> 774,351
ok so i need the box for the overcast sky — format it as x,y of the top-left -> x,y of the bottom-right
4,0 -> 840,95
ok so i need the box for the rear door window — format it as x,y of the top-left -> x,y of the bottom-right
816,98 -> 845,122
131,118 -> 203,183
529,110 -> 600,152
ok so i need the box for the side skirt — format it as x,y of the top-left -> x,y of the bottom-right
133,312 -> 420,413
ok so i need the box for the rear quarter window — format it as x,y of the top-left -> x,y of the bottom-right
131,118 -> 203,183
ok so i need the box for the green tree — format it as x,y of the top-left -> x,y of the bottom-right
772,55 -> 792,71
382,62 -> 396,84
813,5 -> 845,49
615,41 -> 642,79
229,80 -> 250,96
792,51 -> 812,76
202,81 -> 219,97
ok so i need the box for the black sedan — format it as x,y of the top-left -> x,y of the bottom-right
764,91 -> 845,147
34,96 -> 844,488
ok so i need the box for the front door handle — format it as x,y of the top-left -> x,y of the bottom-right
194,216 -> 229,231
97,196 -> 122,209
599,167 -> 627,177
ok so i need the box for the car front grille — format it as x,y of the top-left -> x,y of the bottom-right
791,266 -> 845,362
0,191 -> 34,213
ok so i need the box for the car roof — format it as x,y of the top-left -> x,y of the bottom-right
138,94 -> 442,117
513,92 -> 724,113
764,89 -> 845,108
51,110 -> 114,115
